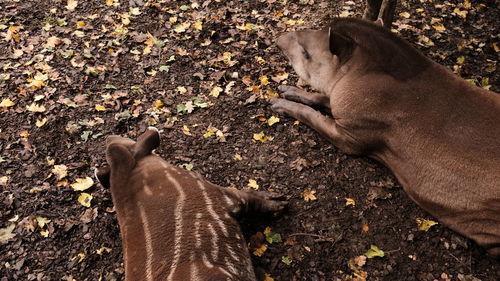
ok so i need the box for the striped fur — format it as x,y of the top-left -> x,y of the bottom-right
97,128 -> 286,281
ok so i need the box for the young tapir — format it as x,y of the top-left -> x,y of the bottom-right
95,127 -> 287,280
270,17 -> 500,256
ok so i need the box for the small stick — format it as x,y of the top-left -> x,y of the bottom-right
288,233 -> 336,243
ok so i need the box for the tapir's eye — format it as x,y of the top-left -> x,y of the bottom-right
302,49 -> 311,60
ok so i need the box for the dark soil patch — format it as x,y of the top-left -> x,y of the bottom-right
1,0 -> 498,280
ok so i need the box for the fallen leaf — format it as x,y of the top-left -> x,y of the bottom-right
302,188 -> 317,202
252,244 -> 268,256
71,177 -> 94,191
264,227 -> 282,243
77,193 -> 93,207
210,86 -> 223,97
36,118 -> 48,127
95,104 -> 107,111
248,179 -> 259,190
46,36 -> 62,48
281,256 -> 292,265
399,12 -> 411,18
345,198 -> 356,207
267,116 -> 280,126
36,216 -> 51,228
263,273 -> 274,281
194,21 -> 203,30
364,245 -> 385,258
0,176 -> 8,185
26,103 -> 46,112
96,246 -> 112,255
52,164 -> 68,180
416,218 -> 438,231
253,131 -> 273,143
66,0 -> 78,11
0,224 -> 16,242
0,98 -> 15,108
432,24 -> 446,31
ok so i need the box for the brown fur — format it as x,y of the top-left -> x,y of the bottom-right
271,18 -> 500,257
96,128 -> 287,280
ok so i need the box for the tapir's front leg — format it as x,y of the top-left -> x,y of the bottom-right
270,98 -> 364,155
279,85 -> 331,109
221,188 -> 288,218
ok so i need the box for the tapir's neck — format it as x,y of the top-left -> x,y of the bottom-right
113,160 -> 256,281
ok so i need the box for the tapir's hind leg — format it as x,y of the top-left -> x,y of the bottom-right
270,98 -> 365,155
278,85 -> 331,109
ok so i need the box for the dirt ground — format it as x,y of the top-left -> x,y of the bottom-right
0,0 -> 499,280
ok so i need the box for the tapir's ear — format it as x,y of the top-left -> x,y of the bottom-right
328,28 -> 355,63
133,127 -> 160,159
106,143 -> 136,178
95,166 -> 111,188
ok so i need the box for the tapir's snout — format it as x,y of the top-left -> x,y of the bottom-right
275,32 -> 296,57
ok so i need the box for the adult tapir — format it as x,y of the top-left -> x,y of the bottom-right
270,17 -> 500,257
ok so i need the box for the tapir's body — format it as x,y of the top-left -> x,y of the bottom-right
271,18 -> 500,256
97,128 -> 286,281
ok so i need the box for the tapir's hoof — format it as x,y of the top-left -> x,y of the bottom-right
269,98 -> 291,114
248,190 -> 288,214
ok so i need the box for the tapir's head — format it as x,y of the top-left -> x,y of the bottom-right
95,127 -> 160,188
276,18 -> 430,92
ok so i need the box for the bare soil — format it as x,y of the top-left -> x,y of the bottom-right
1,0 -> 498,280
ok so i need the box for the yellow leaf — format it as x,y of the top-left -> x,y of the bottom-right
143,45 -> 151,55
252,243 -> 268,256
463,0 -> 471,9
248,179 -> 259,190
153,100 -> 164,108
105,0 -> 114,6
76,21 -> 86,28
264,273 -> 274,281
453,7 -> 468,18
40,229 -> 50,237
77,193 -> 93,207
302,188 -> 317,202
456,56 -> 465,65
432,24 -> 446,32
194,21 -> 203,30
70,253 -> 86,263
8,215 -> 19,222
259,75 -> 269,85
52,164 -> 68,180
253,131 -> 273,143
0,224 -> 16,242
493,42 -> 500,53
174,22 -> 191,33
26,103 -> 46,112
234,154 -> 243,160
399,12 -> 411,18
26,72 -> 48,89
66,0 -> 78,11
36,117 -> 48,127
416,218 -> 438,231
267,116 -> 280,126
345,198 -> 356,207
255,56 -> 266,64
95,104 -> 107,111
71,177 -> 94,191
177,86 -> 187,94
96,246 -> 112,255
0,98 -> 15,108
36,216 -> 51,228
210,86 -> 223,98
362,223 -> 369,233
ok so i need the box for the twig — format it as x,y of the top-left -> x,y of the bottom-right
288,233 -> 336,243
